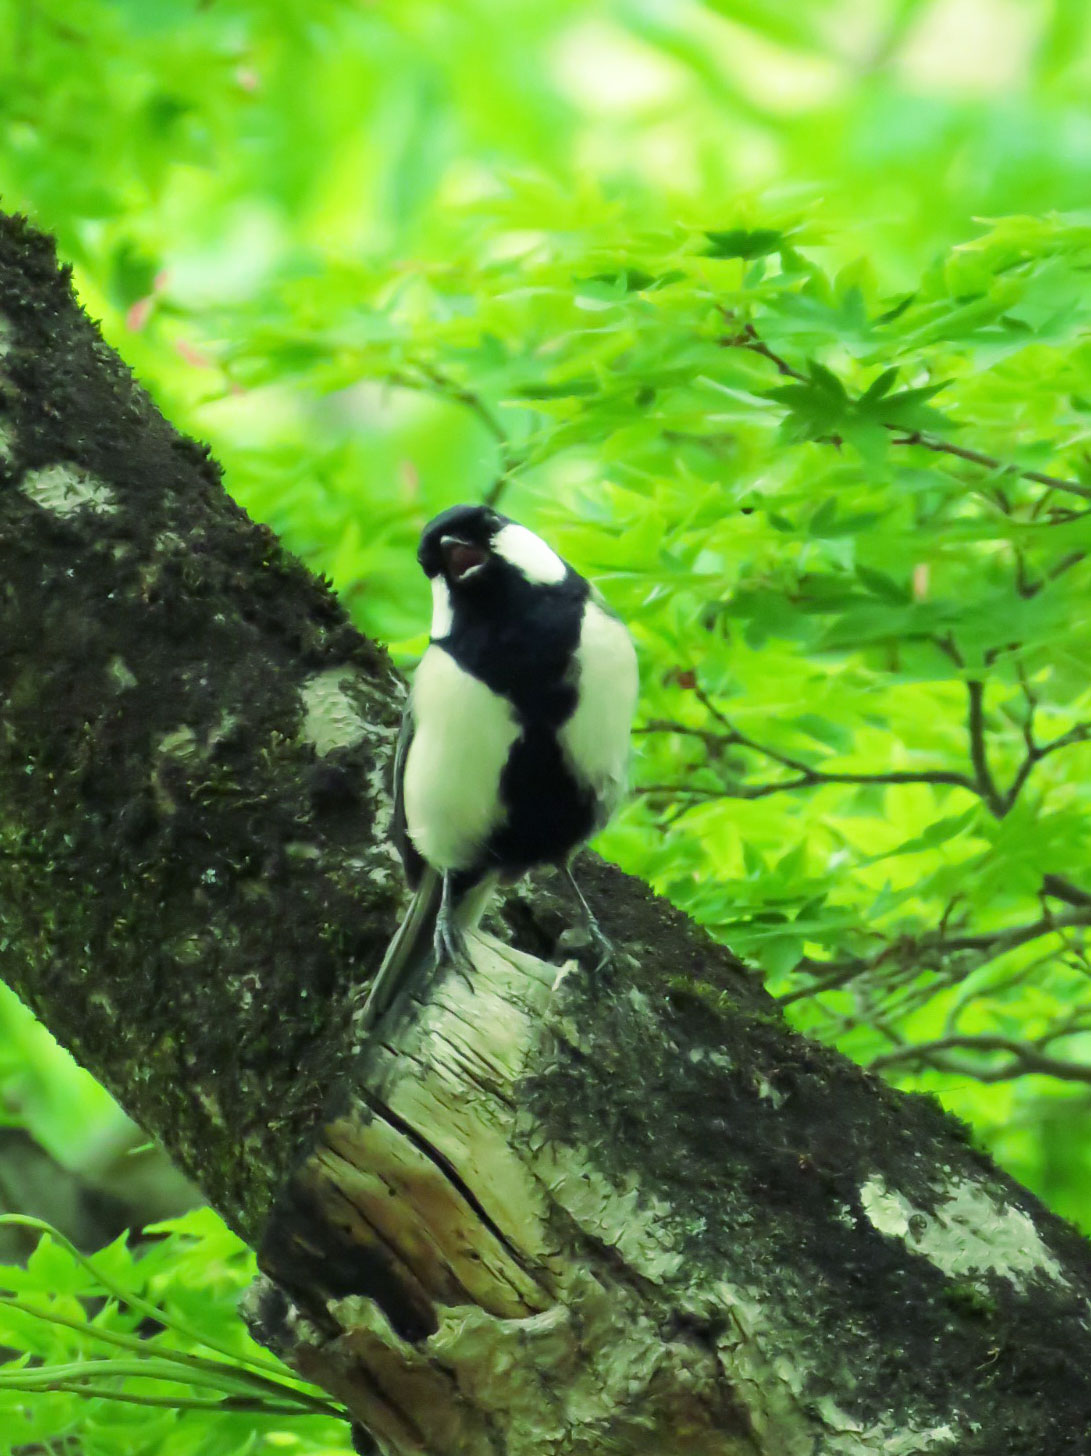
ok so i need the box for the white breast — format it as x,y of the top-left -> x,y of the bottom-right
559,599 -> 639,825
403,644 -> 520,872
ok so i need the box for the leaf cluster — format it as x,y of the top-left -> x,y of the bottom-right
0,1213 -> 344,1456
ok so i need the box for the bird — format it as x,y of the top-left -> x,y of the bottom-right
359,502 -> 638,1030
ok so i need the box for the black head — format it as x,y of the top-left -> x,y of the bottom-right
417,504 -> 571,594
418,504 -> 505,587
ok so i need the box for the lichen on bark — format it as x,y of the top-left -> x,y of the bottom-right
0,212 -> 401,1238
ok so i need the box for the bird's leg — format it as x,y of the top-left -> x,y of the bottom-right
563,863 -> 615,975
434,871 -> 476,988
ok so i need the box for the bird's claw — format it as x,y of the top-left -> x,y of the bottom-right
558,921 -> 616,983
560,865 -> 617,985
434,917 -> 476,991
588,925 -> 616,978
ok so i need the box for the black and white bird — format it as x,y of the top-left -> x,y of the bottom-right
360,503 -> 638,1029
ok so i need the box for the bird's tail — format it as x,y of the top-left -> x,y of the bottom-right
358,870 -> 496,1032
358,867 -> 443,1032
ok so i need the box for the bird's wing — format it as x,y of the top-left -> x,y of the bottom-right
391,696 -> 425,889
365,648 -> 509,1033
358,695 -> 436,1034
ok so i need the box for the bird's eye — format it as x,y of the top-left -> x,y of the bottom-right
443,541 -> 489,583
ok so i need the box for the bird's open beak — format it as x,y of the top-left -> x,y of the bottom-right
441,535 -> 489,583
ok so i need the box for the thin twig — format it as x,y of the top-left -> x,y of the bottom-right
386,363 -> 520,506
777,908 -> 1091,1006
415,364 -> 509,451
638,770 -> 974,802
638,713 -> 976,800
965,679 -> 1004,815
932,634 -> 964,669
940,642 -> 1087,818
891,431 -> 1091,501
721,322 -> 1091,502
869,1034 -> 1091,1084
1016,549 -> 1086,598
1000,721 -> 1091,815
646,662 -> 1090,817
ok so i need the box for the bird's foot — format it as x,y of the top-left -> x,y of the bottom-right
587,920 -> 617,977
558,921 -> 616,980
561,864 -> 617,986
434,914 -> 476,992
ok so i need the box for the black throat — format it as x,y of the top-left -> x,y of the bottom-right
441,568 -> 588,728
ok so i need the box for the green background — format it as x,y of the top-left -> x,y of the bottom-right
3,0 -> 1091,1448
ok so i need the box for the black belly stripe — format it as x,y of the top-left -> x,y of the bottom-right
438,570 -> 596,890
485,727 -> 595,875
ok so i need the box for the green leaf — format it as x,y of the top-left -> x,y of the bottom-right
807,360 -> 847,399
859,366 -> 899,405
704,227 -> 784,259
877,382 -> 954,433
856,566 -> 910,603
791,714 -> 854,753
870,807 -> 981,860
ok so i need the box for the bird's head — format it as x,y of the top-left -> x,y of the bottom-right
418,504 -> 570,637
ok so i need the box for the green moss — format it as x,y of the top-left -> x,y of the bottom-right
515,860 -> 1091,1449
0,210 -> 405,1241
944,1281 -> 998,1319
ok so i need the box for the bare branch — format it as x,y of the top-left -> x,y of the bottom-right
638,769 -> 975,804
639,701 -> 977,802
778,908 -> 1091,1006
965,678 -> 1005,815
933,634 -> 965,668
870,1034 -> 1091,1085
645,660 -> 1090,821
999,720 -> 1091,815
890,431 -> 1091,502
1016,549 -> 1086,598
720,323 -> 803,380
1044,876 -> 1091,909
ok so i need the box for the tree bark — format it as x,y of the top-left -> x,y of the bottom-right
3,210 -> 1091,1456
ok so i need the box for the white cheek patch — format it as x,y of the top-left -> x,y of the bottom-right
430,577 -> 454,639
492,522 -> 568,585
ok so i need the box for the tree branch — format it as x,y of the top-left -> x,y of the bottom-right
1000,721 -> 1091,814
965,677 -> 1006,815
1044,876 -> 1091,909
890,431 -> 1091,500
386,362 -> 519,507
638,770 -> 974,803
870,1034 -> 1091,1084
644,655 -> 1090,821
1015,549 -> 1086,598
779,908 -> 1091,1006
637,707 -> 977,802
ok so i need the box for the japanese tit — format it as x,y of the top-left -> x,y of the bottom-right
359,503 -> 638,1030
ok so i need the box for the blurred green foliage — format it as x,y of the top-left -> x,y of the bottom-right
3,0 -> 1091,1447
0,1210 -> 344,1454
